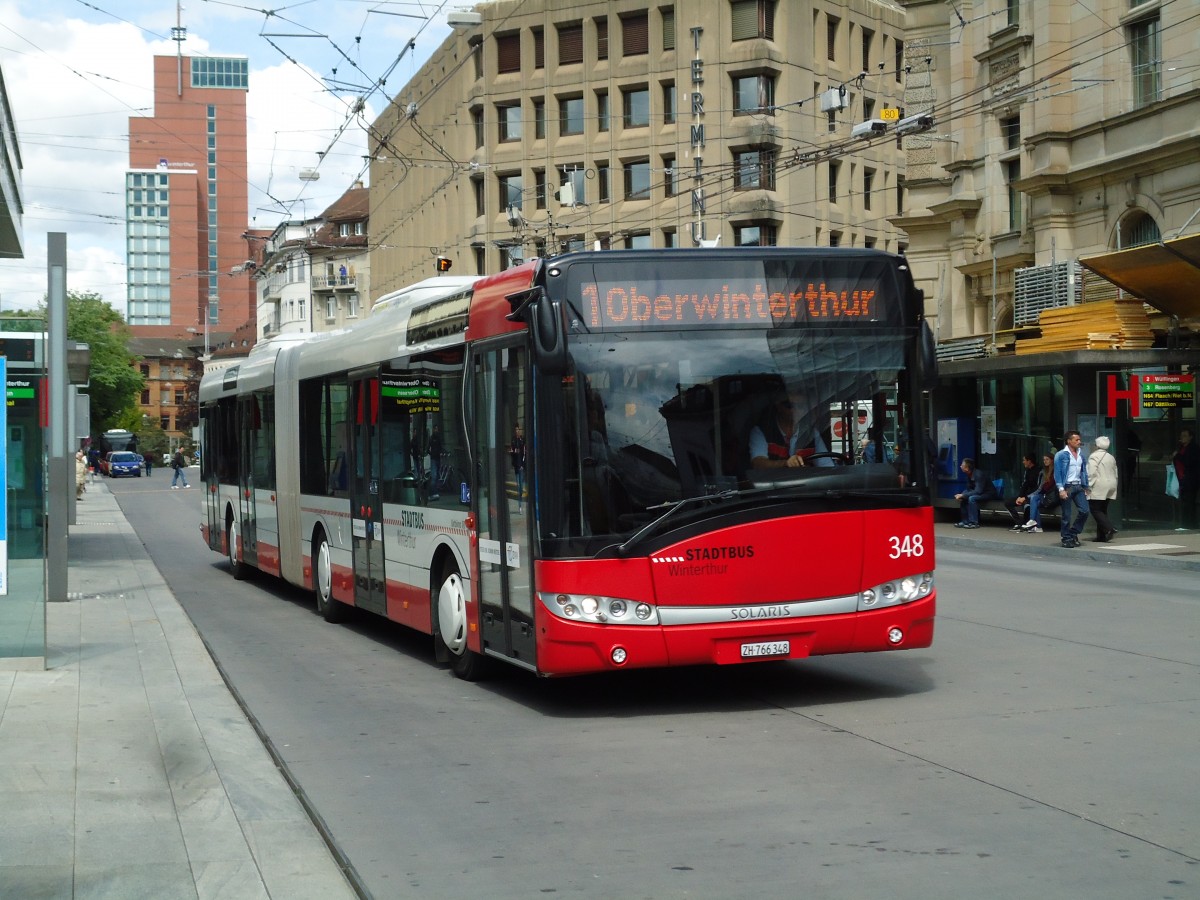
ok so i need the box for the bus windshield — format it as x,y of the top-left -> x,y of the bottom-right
535,326 -> 924,557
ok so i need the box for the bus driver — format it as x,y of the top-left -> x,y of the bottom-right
749,389 -> 833,469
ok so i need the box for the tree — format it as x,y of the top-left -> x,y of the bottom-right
4,295 -> 144,433
174,357 -> 202,434
130,416 -> 172,459
60,292 -> 144,431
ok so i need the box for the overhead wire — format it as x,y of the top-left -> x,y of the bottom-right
18,0 -> 1197,300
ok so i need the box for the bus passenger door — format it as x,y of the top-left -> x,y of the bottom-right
201,404 -> 221,552
236,395 -> 259,568
471,344 -> 535,667
349,374 -> 386,615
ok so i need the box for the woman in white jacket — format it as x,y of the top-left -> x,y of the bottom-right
1087,435 -> 1119,542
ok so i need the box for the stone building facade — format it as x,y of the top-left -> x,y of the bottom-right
895,0 -> 1200,529
369,0 -> 912,297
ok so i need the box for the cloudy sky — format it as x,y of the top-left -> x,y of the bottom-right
1,0 -> 457,313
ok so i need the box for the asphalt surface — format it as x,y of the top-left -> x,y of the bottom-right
3,474 -> 1198,898
0,478 -> 357,899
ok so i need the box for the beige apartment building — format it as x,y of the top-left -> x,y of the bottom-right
896,0 -> 1200,528
369,0 -> 912,297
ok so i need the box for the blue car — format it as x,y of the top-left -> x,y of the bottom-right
107,451 -> 143,477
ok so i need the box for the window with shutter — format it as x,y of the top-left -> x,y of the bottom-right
533,28 -> 544,69
595,17 -> 609,60
496,32 -> 521,74
622,13 -> 648,57
730,1 -> 774,42
558,23 -> 583,65
662,8 -> 676,50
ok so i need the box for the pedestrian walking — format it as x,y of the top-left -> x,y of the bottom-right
510,423 -> 526,511
1054,430 -> 1089,548
75,450 -> 88,499
144,451 -> 154,477
1087,435 -> 1118,542
1172,428 -> 1199,530
428,423 -> 443,500
170,448 -> 190,489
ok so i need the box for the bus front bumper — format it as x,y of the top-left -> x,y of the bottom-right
534,594 -> 936,676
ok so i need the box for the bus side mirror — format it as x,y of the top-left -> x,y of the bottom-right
506,284 -> 568,375
531,297 -> 568,375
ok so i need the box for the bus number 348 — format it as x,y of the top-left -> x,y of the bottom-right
888,534 -> 925,559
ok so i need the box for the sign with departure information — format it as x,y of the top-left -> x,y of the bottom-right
562,254 -> 909,331
381,373 -> 440,413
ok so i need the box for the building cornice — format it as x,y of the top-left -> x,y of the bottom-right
974,30 -> 1033,66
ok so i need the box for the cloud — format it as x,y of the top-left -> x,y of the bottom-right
1,0 -> 453,314
1,6 -> 376,313
244,61 -> 374,226
2,10 -> 160,309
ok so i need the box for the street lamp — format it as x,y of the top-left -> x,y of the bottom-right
186,325 -> 209,366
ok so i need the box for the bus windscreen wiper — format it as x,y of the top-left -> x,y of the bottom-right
613,490 -> 739,558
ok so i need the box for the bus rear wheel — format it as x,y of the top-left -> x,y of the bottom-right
227,518 -> 246,581
435,564 -> 485,681
314,533 -> 348,623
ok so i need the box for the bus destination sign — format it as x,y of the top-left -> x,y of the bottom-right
578,278 -> 888,330
382,374 -> 440,413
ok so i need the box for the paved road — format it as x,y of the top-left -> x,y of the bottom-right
111,475 -> 1199,899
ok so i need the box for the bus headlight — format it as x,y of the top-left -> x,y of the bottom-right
539,592 -> 659,625
858,572 -> 934,611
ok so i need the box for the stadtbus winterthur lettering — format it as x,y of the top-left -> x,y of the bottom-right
582,281 -> 879,328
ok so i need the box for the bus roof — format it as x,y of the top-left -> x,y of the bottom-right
371,276 -> 482,316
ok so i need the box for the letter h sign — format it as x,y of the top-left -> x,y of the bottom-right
1106,374 -> 1139,417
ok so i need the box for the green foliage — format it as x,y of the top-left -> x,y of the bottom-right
58,292 -> 145,432
3,296 -> 144,434
130,417 -> 172,458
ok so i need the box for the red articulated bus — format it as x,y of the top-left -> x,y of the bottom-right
199,248 -> 937,678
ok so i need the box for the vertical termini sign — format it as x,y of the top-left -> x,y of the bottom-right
689,25 -> 707,244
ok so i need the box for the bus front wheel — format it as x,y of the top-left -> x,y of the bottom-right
435,564 -> 485,681
314,533 -> 348,623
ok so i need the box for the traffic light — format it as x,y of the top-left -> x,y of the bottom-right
435,256 -> 452,273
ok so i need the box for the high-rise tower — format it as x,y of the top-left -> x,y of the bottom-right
126,46 -> 255,342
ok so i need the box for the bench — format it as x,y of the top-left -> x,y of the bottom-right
937,478 -> 1061,527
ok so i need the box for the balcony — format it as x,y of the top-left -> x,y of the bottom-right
312,273 -> 358,291
263,272 -> 286,299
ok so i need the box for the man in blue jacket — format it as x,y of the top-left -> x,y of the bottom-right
1054,430 -> 1090,548
953,457 -> 997,528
